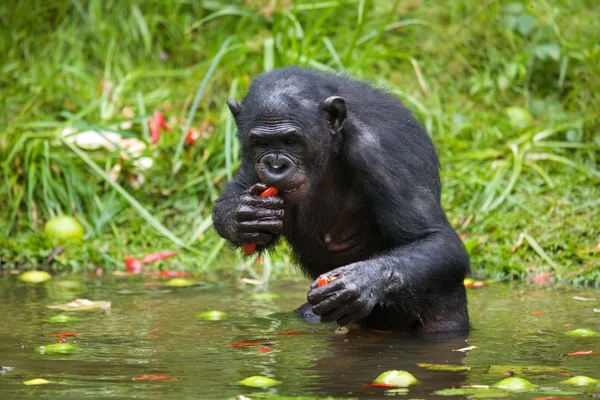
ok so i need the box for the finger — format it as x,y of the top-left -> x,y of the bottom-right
237,220 -> 283,234
249,183 -> 269,195
310,290 -> 353,315
307,278 -> 347,303
309,269 -> 347,289
242,196 -> 284,209
236,232 -> 273,245
236,207 -> 284,221
321,304 -> 360,324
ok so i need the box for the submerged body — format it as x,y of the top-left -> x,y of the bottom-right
212,67 -> 470,332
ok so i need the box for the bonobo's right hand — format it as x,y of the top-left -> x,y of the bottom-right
232,183 -> 284,247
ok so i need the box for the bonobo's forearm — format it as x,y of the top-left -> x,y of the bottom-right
212,178 -> 248,243
373,228 -> 470,315
307,226 -> 469,328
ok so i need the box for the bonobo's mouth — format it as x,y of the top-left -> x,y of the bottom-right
277,181 -> 307,205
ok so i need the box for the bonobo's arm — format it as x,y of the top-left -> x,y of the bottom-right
212,161 -> 284,251
307,117 -> 470,329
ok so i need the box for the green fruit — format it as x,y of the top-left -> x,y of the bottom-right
19,271 -> 52,283
37,343 -> 78,355
165,278 -> 195,287
44,215 -> 84,241
373,370 -> 419,387
560,376 -> 599,386
565,328 -> 599,338
195,311 -> 228,320
237,376 -> 281,388
492,377 -> 537,391
43,314 -> 80,323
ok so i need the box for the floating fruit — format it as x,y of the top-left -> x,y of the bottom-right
237,375 -> 281,388
19,271 -> 52,283
373,370 -> 419,387
195,311 -> 228,320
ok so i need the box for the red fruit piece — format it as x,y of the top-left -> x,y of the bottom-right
185,128 -> 200,145
141,251 -> 178,264
125,256 -> 143,274
257,347 -> 273,353
48,332 -> 79,337
317,275 -> 338,287
132,375 -> 177,381
566,350 -> 598,356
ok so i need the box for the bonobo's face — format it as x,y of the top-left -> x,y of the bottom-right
246,121 -> 313,204
227,94 -> 346,206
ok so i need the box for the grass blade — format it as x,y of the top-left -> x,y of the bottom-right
62,137 -> 188,249
171,36 -> 234,174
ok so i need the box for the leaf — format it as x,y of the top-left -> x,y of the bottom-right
47,299 -> 111,311
417,363 -> 471,372
488,365 -> 566,374
516,14 -> 537,36
237,375 -> 281,388
536,43 -> 561,61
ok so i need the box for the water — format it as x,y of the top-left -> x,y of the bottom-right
0,275 -> 599,399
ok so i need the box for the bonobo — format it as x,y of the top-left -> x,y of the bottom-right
212,67 -> 470,333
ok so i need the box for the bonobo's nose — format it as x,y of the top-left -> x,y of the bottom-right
260,153 -> 294,182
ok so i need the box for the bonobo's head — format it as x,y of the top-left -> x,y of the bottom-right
227,68 -> 346,205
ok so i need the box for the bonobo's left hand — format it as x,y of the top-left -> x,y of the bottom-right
307,262 -> 392,327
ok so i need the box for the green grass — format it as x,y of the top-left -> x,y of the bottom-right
0,0 -> 598,285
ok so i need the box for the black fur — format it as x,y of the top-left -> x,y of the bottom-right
212,67 -> 470,332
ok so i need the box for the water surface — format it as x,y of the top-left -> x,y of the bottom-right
0,276 -> 599,399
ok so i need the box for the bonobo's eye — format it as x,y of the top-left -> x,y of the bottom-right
251,137 -> 269,146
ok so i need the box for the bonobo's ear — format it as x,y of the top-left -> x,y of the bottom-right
320,96 -> 346,134
227,99 -> 241,117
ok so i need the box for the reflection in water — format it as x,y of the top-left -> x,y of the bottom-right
311,330 -> 469,398
0,277 -> 598,399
